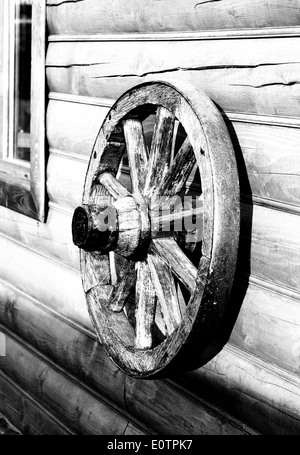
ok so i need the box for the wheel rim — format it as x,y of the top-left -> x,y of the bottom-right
72,81 -> 240,378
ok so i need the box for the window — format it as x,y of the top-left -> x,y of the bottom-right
0,0 -> 46,222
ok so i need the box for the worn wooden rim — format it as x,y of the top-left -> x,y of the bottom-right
80,81 -> 240,378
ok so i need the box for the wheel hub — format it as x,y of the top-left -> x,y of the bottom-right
72,193 -> 151,258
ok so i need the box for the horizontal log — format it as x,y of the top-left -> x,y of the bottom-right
46,99 -> 107,156
0,279 -> 127,410
1,274 -> 300,433
125,375 -> 251,435
229,279 -> 300,376
0,329 -> 147,435
0,279 -> 253,435
239,204 -> 300,293
47,151 -> 87,209
46,99 -> 300,208
0,233 -> 90,329
46,0 -> 300,35
173,345 -> 300,434
232,121 -> 300,207
0,204 -> 79,270
46,38 -> 300,116
0,371 -> 74,435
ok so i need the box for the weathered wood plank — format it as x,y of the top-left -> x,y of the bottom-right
154,138 -> 195,198
46,39 -> 300,117
123,119 -> 148,196
239,204 -> 300,292
46,0 -> 300,35
229,279 -> 300,376
108,260 -> 136,312
174,344 -> 300,435
135,261 -> 156,349
232,121 -> 300,207
125,373 -> 255,435
0,371 -> 74,435
46,103 -> 300,208
99,172 -> 130,200
148,254 -> 182,335
0,330 -> 146,435
144,107 -> 175,197
151,238 -> 197,293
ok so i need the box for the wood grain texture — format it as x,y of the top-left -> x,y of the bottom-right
46,99 -> 108,156
123,119 -> 148,196
231,121 -> 300,207
3,276 -> 300,434
0,330 -> 146,435
229,279 -> 300,376
30,0 -> 46,222
151,238 -> 197,293
0,279 -> 254,435
174,344 -> 300,435
125,373 -> 253,435
46,100 -> 300,208
135,261 -> 156,349
0,371 -> 74,435
46,38 -> 300,116
144,106 -> 175,197
154,138 -> 195,198
0,234 -> 91,329
46,0 -> 300,35
0,279 -> 127,410
47,150 -> 87,209
3,244 -> 300,381
239,204 -> 300,293
0,204 -> 79,270
148,254 -> 182,335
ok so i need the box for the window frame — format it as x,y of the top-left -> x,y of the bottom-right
0,0 -> 46,222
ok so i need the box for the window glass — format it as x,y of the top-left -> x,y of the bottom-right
14,0 -> 32,162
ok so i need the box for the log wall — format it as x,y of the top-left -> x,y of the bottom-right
0,0 -> 300,434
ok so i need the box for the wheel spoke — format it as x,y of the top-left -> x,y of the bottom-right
123,119 -> 149,195
80,250 -> 111,293
144,106 -> 175,197
135,260 -> 156,349
148,254 -> 181,335
154,137 -> 196,198
151,201 -> 204,236
99,172 -> 130,200
108,260 -> 136,312
151,238 -> 197,293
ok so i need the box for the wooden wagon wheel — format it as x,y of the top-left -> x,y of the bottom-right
72,81 -> 240,378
